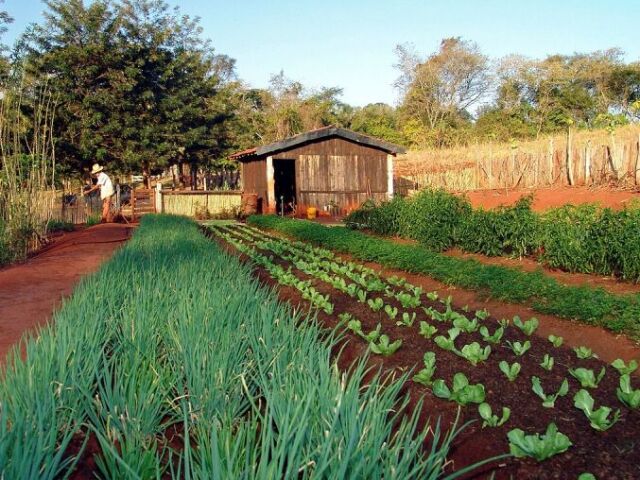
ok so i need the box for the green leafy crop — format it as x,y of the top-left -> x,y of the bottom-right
458,342 -> 491,366
532,377 -> 569,408
540,354 -> 554,371
369,335 -> 402,356
569,367 -> 606,389
434,328 -> 461,352
413,352 -> 437,386
573,389 -> 621,431
508,423 -> 572,461
499,361 -> 521,381
548,335 -> 564,347
419,321 -> 438,339
432,373 -> 485,405
574,346 -> 597,359
513,316 -> 539,336
479,325 -> 504,344
617,374 -> 640,409
478,402 -> 510,428
611,359 -> 638,375
396,312 -> 416,327
506,340 -> 531,356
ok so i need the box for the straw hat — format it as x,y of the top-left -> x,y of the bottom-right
90,163 -> 104,174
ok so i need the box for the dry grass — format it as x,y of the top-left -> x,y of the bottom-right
395,125 -> 640,193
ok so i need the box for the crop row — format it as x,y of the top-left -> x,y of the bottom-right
0,215 -> 483,479
211,222 -> 640,471
344,188 -> 640,281
248,214 -> 640,341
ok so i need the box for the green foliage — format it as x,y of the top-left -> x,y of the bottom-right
548,335 -> 564,347
479,325 -> 504,344
506,340 -> 531,356
432,373 -> 485,405
434,327 -> 461,352
512,316 -> 539,336
569,367 -> 606,389
573,390 -> 621,431
617,374 -> 640,409
532,377 -> 569,408
419,321 -> 438,339
508,423 -> 572,461
574,346 -> 597,359
458,195 -> 540,257
458,342 -> 491,366
86,214 -> 101,226
396,311 -> 416,327
540,354 -> 554,371
413,352 -> 437,386
478,403 -> 510,428
499,361 -> 521,382
611,359 -> 638,376
369,334 -> 402,356
248,215 -> 640,341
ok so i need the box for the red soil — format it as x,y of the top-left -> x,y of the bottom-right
463,186 -> 640,212
0,223 -> 133,364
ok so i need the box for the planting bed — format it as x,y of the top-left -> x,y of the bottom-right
1,215 -> 484,479
208,222 -> 640,479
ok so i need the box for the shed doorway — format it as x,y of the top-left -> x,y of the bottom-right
273,159 -> 297,215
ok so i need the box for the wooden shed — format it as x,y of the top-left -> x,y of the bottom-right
230,126 -> 405,215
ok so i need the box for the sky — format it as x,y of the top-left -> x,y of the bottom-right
3,0 -> 640,106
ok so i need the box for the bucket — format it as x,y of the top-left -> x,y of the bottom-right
306,207 -> 317,219
242,193 -> 259,215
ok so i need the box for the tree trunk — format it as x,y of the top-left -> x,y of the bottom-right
584,140 -> 592,185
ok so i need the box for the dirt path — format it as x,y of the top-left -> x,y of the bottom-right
464,186 -> 639,211
0,224 -> 133,364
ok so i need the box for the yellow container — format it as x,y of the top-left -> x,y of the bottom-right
306,207 -> 317,219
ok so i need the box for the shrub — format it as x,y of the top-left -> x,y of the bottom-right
398,188 -> 471,251
344,197 -> 406,236
458,195 -> 541,257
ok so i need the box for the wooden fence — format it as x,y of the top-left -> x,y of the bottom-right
160,190 -> 242,218
394,125 -> 640,193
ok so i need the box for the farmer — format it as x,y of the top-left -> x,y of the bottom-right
84,163 -> 115,223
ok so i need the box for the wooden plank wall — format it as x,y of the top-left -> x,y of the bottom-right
240,158 -> 267,209
272,137 -> 389,214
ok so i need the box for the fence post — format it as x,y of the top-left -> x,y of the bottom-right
155,183 -> 163,213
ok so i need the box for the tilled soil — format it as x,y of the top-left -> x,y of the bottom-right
213,226 -> 640,480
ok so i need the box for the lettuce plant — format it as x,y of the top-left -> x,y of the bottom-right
532,377 -> 569,408
475,309 -> 490,321
367,297 -> 384,312
387,275 -> 406,287
357,289 -> 367,303
338,312 -> 353,323
396,292 -> 421,309
499,361 -> 521,382
434,328 -> 461,352
458,342 -> 491,366
573,389 -> 621,431
506,340 -> 531,356
432,373 -> 485,405
426,291 -> 439,301
369,335 -> 402,356
347,320 -> 382,343
498,318 -> 509,328
617,374 -> 640,409
453,315 -> 479,333
513,316 -> 539,336
478,402 -> 510,428
540,354 -> 554,371
384,304 -> 398,320
548,334 -> 563,347
419,321 -> 438,339
413,352 -> 436,386
396,312 -> 416,327
508,423 -> 572,461
574,346 -> 597,359
611,359 -> 638,375
569,367 -> 606,389
479,325 -> 504,344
